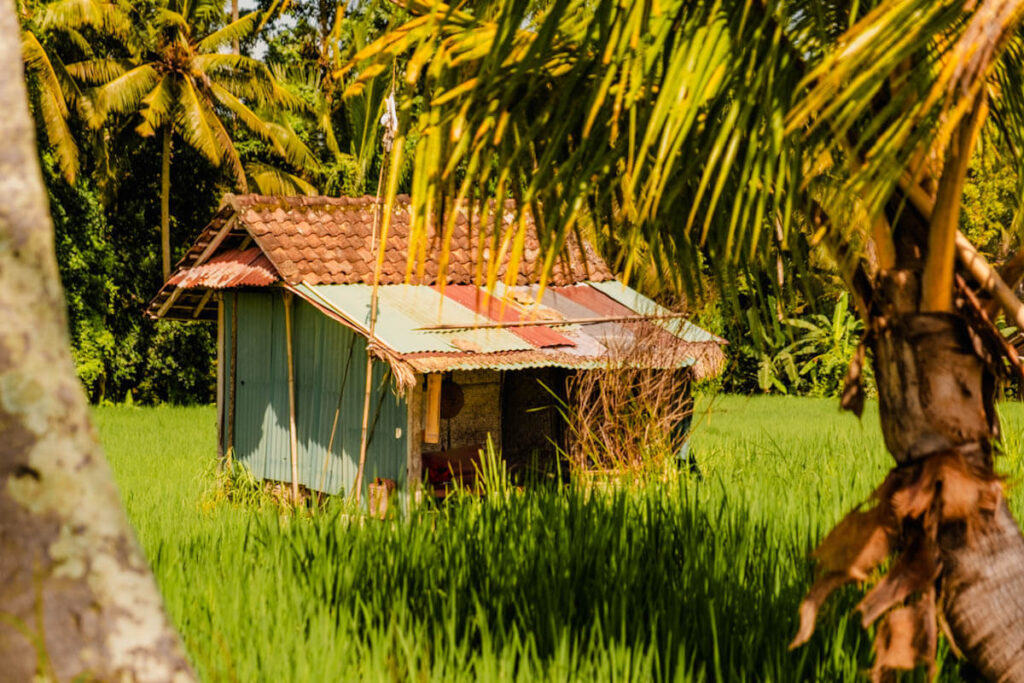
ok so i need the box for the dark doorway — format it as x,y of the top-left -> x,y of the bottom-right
500,368 -> 570,479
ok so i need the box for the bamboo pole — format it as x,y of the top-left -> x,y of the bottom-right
317,340 -> 357,497
354,105 -> 404,504
228,291 -> 237,462
284,291 -> 299,504
413,311 -> 698,331
353,166 -> 387,505
216,294 -> 225,466
406,375 -> 424,504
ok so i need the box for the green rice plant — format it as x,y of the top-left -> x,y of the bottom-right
92,397 -> 1024,681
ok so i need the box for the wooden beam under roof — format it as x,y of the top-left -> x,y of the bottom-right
192,289 -> 215,319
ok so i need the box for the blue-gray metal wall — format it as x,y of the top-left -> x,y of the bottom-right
222,291 -> 408,495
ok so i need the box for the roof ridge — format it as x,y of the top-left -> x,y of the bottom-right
222,193 -> 413,210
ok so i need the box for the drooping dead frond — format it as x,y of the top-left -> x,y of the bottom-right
790,449 -> 1003,679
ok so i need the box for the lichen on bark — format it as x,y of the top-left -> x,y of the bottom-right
0,0 -> 194,678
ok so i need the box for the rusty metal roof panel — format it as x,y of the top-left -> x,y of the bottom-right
293,283 -> 536,354
167,247 -> 278,289
588,279 -> 723,343
439,284 -> 575,348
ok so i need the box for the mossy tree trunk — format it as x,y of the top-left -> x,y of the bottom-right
0,1 -> 194,679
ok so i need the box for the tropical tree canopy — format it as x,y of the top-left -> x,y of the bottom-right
85,0 -> 318,193
346,0 -> 1024,302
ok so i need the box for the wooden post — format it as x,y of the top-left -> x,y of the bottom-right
425,374 -> 441,444
228,291 -> 237,461
216,293 -> 225,465
406,375 -> 424,505
284,291 -> 299,504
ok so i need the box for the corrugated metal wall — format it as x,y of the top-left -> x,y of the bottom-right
223,291 -> 408,496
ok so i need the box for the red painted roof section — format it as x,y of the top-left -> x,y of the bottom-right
168,248 -> 278,289
551,283 -> 636,317
437,285 -> 575,348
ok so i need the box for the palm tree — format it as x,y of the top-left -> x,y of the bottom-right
19,0 -> 133,183
88,0 -> 317,280
268,0 -> 392,196
350,0 -> 1024,678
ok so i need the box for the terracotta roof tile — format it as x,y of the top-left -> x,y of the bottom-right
211,194 -> 613,287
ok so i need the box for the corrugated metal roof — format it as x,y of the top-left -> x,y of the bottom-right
294,283 -> 535,354
168,247 -> 278,289
589,280 -> 724,343
292,281 -> 727,378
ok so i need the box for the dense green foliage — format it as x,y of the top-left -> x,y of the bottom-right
95,397 -> 1024,680
24,0 -> 1020,403
21,0 -> 399,403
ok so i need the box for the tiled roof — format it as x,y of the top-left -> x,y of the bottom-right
225,194 -> 614,286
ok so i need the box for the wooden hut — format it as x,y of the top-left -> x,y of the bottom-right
147,194 -> 725,500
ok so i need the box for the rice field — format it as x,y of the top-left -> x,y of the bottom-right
93,395 -> 1024,681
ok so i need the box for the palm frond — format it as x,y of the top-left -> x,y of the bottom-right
65,58 -> 129,85
262,120 -> 320,173
246,161 -> 318,196
208,80 -> 316,172
193,53 -> 305,110
202,99 -> 247,190
40,0 -> 136,46
791,0 -> 1024,214
350,0 -> 804,298
195,10 -> 261,53
22,31 -> 78,182
136,74 -> 175,136
89,63 -> 159,125
174,77 -> 223,166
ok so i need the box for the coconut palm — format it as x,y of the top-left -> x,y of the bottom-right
88,0 -> 318,280
19,0 -> 134,183
350,0 -> 1024,677
269,0 -> 393,195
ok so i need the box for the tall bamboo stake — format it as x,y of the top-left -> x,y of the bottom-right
216,294 -> 225,465
353,174 -> 385,505
284,291 -> 299,504
228,291 -> 237,465
354,90 -> 403,505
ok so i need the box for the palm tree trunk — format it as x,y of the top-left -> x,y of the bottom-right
872,266 -> 1024,679
231,0 -> 239,55
161,125 -> 171,282
0,0 -> 193,678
